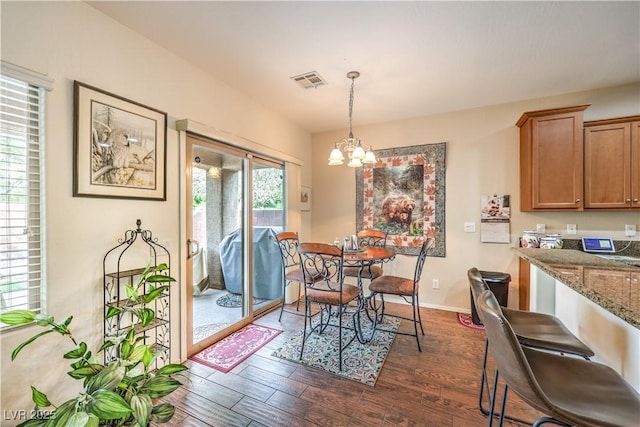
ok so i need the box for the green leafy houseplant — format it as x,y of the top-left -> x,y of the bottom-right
0,263 -> 188,427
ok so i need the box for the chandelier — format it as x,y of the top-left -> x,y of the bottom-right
328,71 -> 376,167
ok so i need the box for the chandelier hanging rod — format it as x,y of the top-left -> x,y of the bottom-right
328,71 -> 376,167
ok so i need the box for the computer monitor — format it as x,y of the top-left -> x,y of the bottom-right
581,237 -> 615,254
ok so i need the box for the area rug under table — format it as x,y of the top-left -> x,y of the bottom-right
272,314 -> 399,386
190,323 -> 282,373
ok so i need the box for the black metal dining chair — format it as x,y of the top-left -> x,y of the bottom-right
477,289 -> 640,427
367,237 -> 435,351
342,229 -> 387,285
297,242 -> 362,371
275,231 -> 305,320
467,267 -> 594,424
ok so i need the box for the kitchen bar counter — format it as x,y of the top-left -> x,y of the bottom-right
513,247 -> 639,329
514,247 -> 640,391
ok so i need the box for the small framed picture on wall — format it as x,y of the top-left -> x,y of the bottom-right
300,186 -> 311,211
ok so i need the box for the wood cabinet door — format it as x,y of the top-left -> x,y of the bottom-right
584,122 -> 631,209
531,113 -> 583,209
631,121 -> 640,208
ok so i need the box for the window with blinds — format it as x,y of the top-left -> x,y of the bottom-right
0,74 -> 45,326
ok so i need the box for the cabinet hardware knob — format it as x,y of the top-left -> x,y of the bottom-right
575,199 -> 580,203
626,199 -> 632,202
633,199 -> 639,203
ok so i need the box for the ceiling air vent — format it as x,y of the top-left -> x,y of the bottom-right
291,71 -> 327,89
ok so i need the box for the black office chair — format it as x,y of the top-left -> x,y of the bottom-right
477,289 -> 640,427
468,267 -> 594,424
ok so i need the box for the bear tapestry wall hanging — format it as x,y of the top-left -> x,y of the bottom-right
356,142 -> 446,256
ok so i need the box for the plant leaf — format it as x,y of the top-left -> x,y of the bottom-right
131,393 -> 152,427
120,340 -> 132,360
31,386 -> 51,407
142,285 -> 169,303
98,341 -> 114,353
86,364 -> 125,394
139,308 -> 155,327
16,420 -> 46,427
47,316 -> 72,335
126,285 -> 138,301
150,403 -> 175,423
142,346 -> 156,369
145,274 -> 175,283
154,262 -> 169,271
105,306 -> 122,319
84,414 -> 99,427
65,412 -> 88,427
67,364 -> 102,380
64,342 -> 87,359
155,363 -> 188,376
34,314 -> 54,327
11,329 -> 54,360
0,309 -> 36,325
139,376 -> 182,398
87,389 -> 132,420
43,399 -> 77,427
128,344 -> 149,363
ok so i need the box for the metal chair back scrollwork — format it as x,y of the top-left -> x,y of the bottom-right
297,242 -> 362,371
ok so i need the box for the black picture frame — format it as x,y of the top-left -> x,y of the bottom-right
73,81 -> 167,201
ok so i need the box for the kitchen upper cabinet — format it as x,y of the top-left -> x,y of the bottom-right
517,105 -> 590,211
584,116 -> 640,210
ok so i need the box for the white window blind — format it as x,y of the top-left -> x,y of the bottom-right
0,73 -> 46,326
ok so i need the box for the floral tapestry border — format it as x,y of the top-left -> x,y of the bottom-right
356,142 -> 446,256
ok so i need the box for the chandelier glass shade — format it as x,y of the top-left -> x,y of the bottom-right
328,71 -> 376,167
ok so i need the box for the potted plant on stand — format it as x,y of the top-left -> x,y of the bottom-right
0,263 -> 187,426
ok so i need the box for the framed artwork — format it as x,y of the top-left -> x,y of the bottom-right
73,81 -> 167,200
356,142 -> 446,256
300,186 -> 311,211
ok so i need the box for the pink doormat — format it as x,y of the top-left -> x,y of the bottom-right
457,313 -> 485,330
190,324 -> 282,373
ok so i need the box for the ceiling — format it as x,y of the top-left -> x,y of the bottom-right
87,1 -> 640,134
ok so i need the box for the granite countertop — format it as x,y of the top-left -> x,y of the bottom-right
513,247 -> 640,329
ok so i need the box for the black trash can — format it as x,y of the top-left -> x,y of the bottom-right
470,270 -> 511,325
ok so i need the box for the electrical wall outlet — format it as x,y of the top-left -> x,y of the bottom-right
567,224 -> 577,235
536,223 -> 546,234
625,224 -> 637,237
432,279 -> 440,289
464,222 -> 476,233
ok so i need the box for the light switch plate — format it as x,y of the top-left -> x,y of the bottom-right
464,222 -> 476,233
567,224 -> 577,235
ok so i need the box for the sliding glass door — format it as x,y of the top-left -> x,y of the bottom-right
186,135 -> 284,355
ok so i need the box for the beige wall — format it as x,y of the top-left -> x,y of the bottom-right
311,83 -> 640,312
0,1 -> 312,420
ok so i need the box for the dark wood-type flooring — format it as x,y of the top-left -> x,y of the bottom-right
160,303 -> 544,426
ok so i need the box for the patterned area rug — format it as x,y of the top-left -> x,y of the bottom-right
190,324 -> 282,373
457,313 -> 484,330
215,293 -> 268,308
272,314 -> 399,386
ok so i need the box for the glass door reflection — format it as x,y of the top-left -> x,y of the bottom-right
189,141 -> 247,351
187,136 -> 285,356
